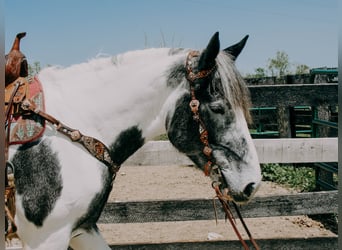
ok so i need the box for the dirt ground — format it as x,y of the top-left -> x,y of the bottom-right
6,165 -> 337,249
99,165 -> 336,245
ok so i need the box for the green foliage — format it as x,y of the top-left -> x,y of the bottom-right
153,134 -> 168,140
244,51 -> 310,78
254,67 -> 267,78
267,51 -> 290,77
261,163 -> 316,192
245,67 -> 268,78
295,64 -> 310,74
28,61 -> 41,77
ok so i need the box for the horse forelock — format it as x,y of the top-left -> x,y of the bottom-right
216,52 -> 252,124
165,51 -> 252,124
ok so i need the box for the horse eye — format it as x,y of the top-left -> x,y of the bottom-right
209,102 -> 225,114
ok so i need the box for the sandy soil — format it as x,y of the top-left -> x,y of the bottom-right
99,165 -> 336,245
6,165 -> 336,249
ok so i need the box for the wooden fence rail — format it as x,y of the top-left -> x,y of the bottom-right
100,191 -> 337,224
123,138 -> 337,166
248,83 -> 338,107
104,138 -> 338,249
109,237 -> 337,250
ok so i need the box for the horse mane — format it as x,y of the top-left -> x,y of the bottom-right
39,47 -> 251,124
215,51 -> 252,124
40,48 -> 183,80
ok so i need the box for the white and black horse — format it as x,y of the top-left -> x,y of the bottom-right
8,32 -> 261,249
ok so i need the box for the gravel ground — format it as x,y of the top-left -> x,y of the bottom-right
6,165 -> 337,249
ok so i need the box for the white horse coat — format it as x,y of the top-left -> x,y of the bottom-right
9,32 -> 261,250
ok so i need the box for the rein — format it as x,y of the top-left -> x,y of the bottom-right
186,51 -> 260,250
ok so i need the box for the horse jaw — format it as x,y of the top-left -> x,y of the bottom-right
212,108 -> 261,204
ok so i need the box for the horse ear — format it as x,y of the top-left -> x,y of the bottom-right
223,35 -> 249,61
198,32 -> 220,71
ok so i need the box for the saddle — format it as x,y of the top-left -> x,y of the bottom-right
5,76 -> 46,145
4,32 -> 119,244
4,32 -> 29,243
5,76 -> 45,241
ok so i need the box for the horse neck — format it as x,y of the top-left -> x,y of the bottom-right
39,48 -> 187,146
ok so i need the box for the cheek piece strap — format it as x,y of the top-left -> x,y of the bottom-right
185,50 -> 260,250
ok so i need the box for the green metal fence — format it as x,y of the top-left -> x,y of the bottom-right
249,105 -> 338,191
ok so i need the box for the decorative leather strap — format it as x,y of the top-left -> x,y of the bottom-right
186,51 -> 215,176
4,79 -> 120,240
20,99 -> 120,176
185,51 -> 260,250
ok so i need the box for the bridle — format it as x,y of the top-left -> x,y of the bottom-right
185,50 -> 260,250
185,50 -> 216,177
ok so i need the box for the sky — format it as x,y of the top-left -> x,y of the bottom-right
5,0 -> 338,75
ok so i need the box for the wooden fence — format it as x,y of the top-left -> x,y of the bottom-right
248,83 -> 337,107
99,138 -> 338,249
99,83 -> 338,249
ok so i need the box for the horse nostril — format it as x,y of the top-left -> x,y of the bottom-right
243,182 -> 256,198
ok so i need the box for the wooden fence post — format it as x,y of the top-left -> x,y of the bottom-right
277,106 -> 291,138
315,102 -> 331,137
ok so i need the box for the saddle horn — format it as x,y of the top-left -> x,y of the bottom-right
5,32 -> 28,86
11,32 -> 26,51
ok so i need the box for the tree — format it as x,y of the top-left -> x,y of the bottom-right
267,51 -> 291,138
28,61 -> 41,78
254,67 -> 267,78
244,51 -> 310,78
267,51 -> 290,77
295,64 -> 310,74
244,67 -> 267,78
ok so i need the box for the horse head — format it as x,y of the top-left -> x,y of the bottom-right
166,32 -> 261,204
5,32 -> 28,86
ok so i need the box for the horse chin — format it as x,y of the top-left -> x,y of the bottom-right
218,182 -> 254,205
216,165 -> 260,205
230,184 -> 260,205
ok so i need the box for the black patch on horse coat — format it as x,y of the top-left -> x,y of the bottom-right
166,63 -> 186,88
166,93 -> 203,155
72,167 -> 113,232
73,126 -> 144,231
109,126 -> 145,166
12,139 -> 63,227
